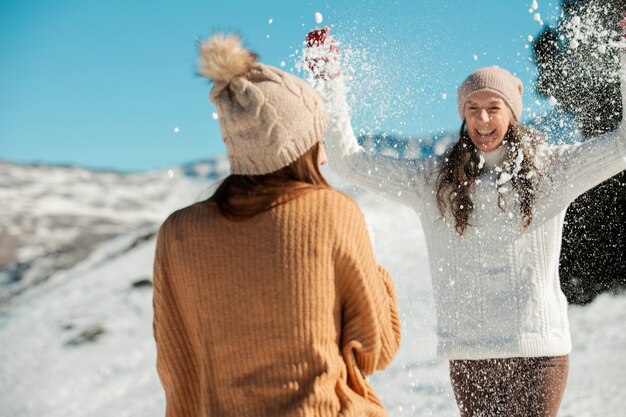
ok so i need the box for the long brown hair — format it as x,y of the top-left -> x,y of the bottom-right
436,121 -> 542,235
209,143 -> 330,220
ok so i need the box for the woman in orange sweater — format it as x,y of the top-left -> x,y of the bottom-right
152,33 -> 401,417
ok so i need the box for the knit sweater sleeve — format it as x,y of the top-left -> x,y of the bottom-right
334,196 -> 401,385
537,52 -> 626,217
152,217 -> 200,417
316,77 -> 431,207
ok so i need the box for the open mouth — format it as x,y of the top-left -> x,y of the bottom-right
476,129 -> 496,137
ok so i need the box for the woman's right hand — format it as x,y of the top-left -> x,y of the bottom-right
304,27 -> 341,80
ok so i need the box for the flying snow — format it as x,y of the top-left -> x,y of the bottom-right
315,12 -> 323,24
478,153 -> 486,170
496,172 -> 513,185
513,150 -> 524,175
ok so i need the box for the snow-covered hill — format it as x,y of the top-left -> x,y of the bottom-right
0,158 -> 229,308
0,160 -> 624,417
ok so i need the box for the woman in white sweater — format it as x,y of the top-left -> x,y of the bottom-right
306,24 -> 626,417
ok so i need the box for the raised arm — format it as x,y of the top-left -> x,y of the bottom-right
537,49 -> 626,218
305,28 -> 433,207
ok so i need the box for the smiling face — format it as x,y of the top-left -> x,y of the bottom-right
463,91 -> 515,153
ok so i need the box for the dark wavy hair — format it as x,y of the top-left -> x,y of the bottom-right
209,143 -> 329,220
436,121 -> 543,235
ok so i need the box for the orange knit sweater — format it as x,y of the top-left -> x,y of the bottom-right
153,188 -> 401,417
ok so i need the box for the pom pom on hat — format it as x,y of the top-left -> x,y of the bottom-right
199,33 -> 257,83
198,32 -> 328,176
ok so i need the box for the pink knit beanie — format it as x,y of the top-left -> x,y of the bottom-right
198,34 -> 328,176
457,67 -> 524,121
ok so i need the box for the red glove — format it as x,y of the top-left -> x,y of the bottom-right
306,27 -> 330,47
304,27 -> 341,80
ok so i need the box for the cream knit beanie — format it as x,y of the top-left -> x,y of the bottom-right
199,34 -> 328,175
457,67 -> 524,121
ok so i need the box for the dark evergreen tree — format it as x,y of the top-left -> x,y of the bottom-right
533,0 -> 626,304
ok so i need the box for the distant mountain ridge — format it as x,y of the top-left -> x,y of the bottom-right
0,158 -> 229,307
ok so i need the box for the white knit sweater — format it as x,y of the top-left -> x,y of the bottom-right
316,60 -> 626,360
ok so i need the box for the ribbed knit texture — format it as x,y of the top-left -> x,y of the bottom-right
153,189 -> 401,417
316,71 -> 626,360
457,66 -> 524,120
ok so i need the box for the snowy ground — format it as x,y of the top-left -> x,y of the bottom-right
0,166 -> 625,417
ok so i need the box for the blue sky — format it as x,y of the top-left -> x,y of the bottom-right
0,0 -> 563,171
